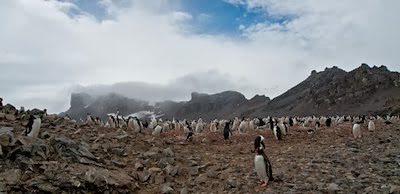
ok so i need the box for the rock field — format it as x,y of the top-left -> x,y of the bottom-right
0,116 -> 399,193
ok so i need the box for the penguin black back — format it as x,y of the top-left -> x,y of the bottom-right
25,115 -> 35,135
275,125 -> 282,140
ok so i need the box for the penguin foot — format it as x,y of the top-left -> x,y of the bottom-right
260,183 -> 268,187
257,180 -> 264,184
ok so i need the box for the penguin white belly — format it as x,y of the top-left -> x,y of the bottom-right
279,123 -> 287,135
368,121 -> 375,131
28,118 -> 41,138
353,124 -> 361,138
254,155 -> 268,180
152,126 -> 162,136
273,127 -> 278,140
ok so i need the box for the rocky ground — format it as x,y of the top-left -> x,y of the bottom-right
0,116 -> 399,193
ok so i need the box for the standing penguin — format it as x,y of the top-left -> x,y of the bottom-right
152,125 -> 163,136
326,117 -> 332,127
352,121 -> 362,139
269,117 -> 274,131
254,135 -> 274,187
26,115 -> 42,138
223,120 -> 232,141
273,125 -> 282,140
368,120 -> 375,131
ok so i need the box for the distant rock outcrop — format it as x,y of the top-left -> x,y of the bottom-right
249,64 -> 400,116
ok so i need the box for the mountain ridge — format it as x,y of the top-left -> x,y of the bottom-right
63,64 -> 400,120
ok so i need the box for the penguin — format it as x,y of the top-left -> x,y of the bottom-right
223,120 -> 232,141
384,120 -> 392,125
253,135 -> 266,152
25,115 -> 35,135
210,121 -> 217,132
307,129 -> 315,134
289,117 -> 294,127
269,117 -> 274,131
254,136 -> 274,187
258,118 -> 266,127
352,121 -> 362,139
326,117 -> 332,127
26,115 -> 42,138
95,117 -> 102,126
152,125 -> 163,136
273,125 -> 282,140
86,113 -> 95,125
108,115 -> 117,128
368,120 -> 375,131
315,121 -> 320,129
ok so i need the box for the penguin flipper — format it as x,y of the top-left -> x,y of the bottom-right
262,152 -> 274,181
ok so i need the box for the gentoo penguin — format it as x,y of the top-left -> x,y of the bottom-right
253,135 -> 266,152
273,125 -> 282,140
26,115 -> 42,138
254,135 -> 274,187
269,117 -> 274,131
315,121 -> 320,129
352,121 -> 362,139
326,117 -> 332,127
152,125 -> 163,136
289,117 -> 294,127
223,120 -> 232,141
368,120 -> 375,131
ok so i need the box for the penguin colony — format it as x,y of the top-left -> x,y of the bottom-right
2,98 -> 396,189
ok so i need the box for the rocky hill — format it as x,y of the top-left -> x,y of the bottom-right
63,64 -> 400,120
62,91 -> 270,121
249,64 -> 400,117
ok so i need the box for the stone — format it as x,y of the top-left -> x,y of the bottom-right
163,148 -> 174,157
226,179 -> 239,189
0,169 -> 21,184
165,165 -> 178,177
41,131 -> 51,139
0,133 -> 12,146
116,134 -> 128,141
188,166 -> 199,176
180,187 -> 189,194
390,185 -> 400,194
0,113 -> 5,119
195,174 -> 207,185
143,151 -> 159,159
155,175 -> 165,184
138,170 -> 151,182
0,145 -> 2,156
327,183 -> 340,191
135,162 -> 144,171
149,167 -> 162,173
5,114 -> 16,121
162,184 -> 174,194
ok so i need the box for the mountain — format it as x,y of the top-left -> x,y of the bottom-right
62,91 -> 270,121
63,64 -> 400,120
249,64 -> 400,117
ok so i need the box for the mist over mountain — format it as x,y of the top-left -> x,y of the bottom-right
63,64 -> 400,121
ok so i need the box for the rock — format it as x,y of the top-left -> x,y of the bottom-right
327,183 -> 340,191
206,170 -> 217,178
0,113 -> 5,119
195,174 -> 207,185
41,131 -> 51,139
0,169 -> 21,184
180,187 -> 189,194
111,148 -> 126,157
116,134 -> 128,141
155,175 -> 165,184
0,145 -> 2,155
226,179 -> 239,189
163,148 -> 174,157
135,162 -> 144,171
390,185 -> 400,194
143,151 -> 159,159
0,133 -> 12,146
188,166 -> 199,176
158,158 -> 169,169
165,165 -> 178,177
149,167 -> 162,173
5,114 -> 16,121
138,170 -> 151,182
162,184 -> 174,194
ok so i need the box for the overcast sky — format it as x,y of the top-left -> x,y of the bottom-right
1,0 -> 399,113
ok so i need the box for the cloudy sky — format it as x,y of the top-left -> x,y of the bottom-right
1,0 -> 399,113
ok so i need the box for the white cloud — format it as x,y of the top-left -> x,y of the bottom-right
1,0 -> 399,113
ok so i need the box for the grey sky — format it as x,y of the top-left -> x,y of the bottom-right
1,0 -> 399,113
